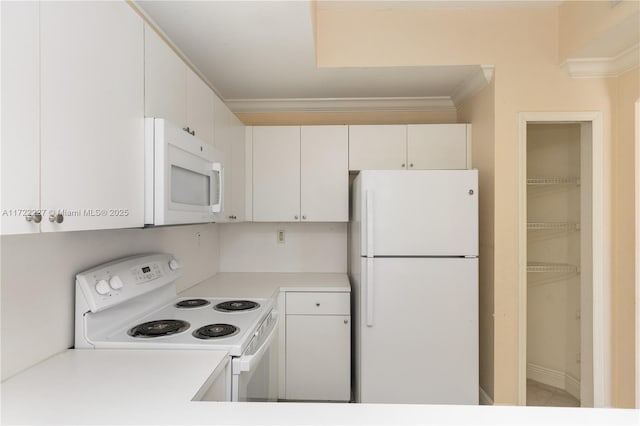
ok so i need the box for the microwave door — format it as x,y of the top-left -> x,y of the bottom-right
163,144 -> 216,224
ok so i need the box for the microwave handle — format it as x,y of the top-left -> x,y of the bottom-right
211,162 -> 223,213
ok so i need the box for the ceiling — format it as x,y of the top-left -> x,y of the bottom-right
135,0 -> 488,111
140,1 -> 635,112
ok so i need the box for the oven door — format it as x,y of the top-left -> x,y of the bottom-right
231,312 -> 279,402
145,118 -> 223,225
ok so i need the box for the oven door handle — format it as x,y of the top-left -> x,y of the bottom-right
232,317 -> 278,373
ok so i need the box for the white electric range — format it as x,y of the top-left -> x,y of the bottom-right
74,253 -> 278,402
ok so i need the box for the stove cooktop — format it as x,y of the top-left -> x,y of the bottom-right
91,297 -> 273,356
75,254 -> 274,356
175,299 -> 210,309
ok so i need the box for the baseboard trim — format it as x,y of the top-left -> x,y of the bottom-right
565,373 -> 581,401
527,363 -> 565,389
479,386 -> 493,405
527,362 -> 581,401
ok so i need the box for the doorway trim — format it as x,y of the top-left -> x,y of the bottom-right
517,111 -> 608,407
635,99 -> 640,409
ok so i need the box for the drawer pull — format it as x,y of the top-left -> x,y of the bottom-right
315,303 -> 320,307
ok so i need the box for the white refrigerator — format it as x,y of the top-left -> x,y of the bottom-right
349,170 -> 479,404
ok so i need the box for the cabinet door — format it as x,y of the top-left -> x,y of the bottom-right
144,25 -> 187,127
300,126 -> 348,222
1,1 -> 40,235
407,124 -> 469,170
40,1 -> 144,231
252,126 -> 300,222
212,94 -> 233,222
229,113 -> 247,221
348,125 -> 407,170
186,68 -> 214,145
286,315 -> 351,401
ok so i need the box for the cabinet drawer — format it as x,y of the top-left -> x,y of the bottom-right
286,292 -> 350,315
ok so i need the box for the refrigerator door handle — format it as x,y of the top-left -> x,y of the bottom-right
366,190 -> 374,258
366,258 -> 374,327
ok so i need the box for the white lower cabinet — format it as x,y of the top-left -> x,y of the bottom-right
284,292 -> 351,401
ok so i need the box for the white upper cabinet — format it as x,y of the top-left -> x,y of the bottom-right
300,126 -> 348,222
407,124 -> 470,170
212,94 -> 233,222
144,25 -> 215,145
212,93 -> 246,222
186,68 -> 214,145
349,124 -> 471,171
1,1 -> 40,235
39,1 -> 144,232
253,126 -> 301,222
229,112 -> 247,222
144,25 -> 186,129
252,126 -> 348,222
348,125 -> 407,170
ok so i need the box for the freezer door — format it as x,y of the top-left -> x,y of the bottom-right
358,170 -> 478,256
357,257 -> 478,404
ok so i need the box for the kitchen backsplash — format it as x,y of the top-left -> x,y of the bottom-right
219,222 -> 347,273
0,224 -> 219,380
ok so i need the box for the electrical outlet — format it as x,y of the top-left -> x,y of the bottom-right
277,230 -> 285,244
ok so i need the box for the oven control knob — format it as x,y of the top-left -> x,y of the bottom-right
95,280 -> 110,295
168,259 -> 181,271
109,275 -> 124,290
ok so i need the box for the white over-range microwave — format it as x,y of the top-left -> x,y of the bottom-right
145,118 -> 223,226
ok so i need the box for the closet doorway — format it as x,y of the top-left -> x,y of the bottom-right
517,112 -> 608,408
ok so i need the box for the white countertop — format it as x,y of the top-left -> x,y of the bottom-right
2,349 -> 637,425
1,349 -> 228,425
180,272 -> 351,299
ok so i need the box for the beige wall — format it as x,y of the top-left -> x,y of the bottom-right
314,3 -> 634,406
611,67 -> 639,408
458,80 -> 496,400
236,110 -> 456,126
316,6 -> 559,67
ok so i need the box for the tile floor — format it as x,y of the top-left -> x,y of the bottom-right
526,379 -> 580,407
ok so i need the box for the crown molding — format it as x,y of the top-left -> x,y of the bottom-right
451,65 -> 494,108
562,44 -> 639,78
315,1 -> 563,11
226,96 -> 456,113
